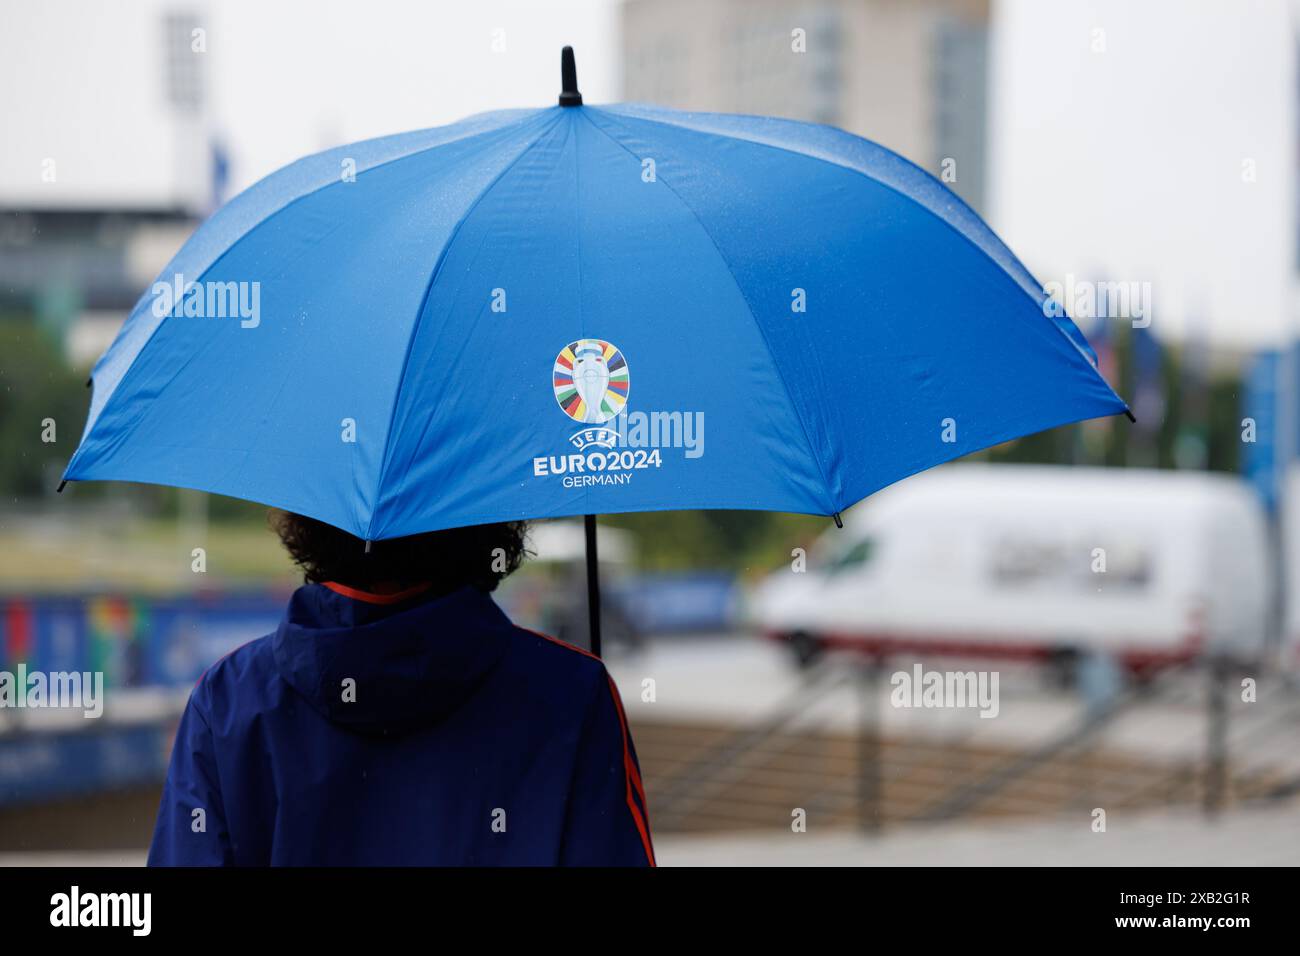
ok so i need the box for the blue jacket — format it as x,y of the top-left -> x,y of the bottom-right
148,582 -> 655,866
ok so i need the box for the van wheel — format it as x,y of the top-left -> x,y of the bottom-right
1045,647 -> 1081,689
788,631 -> 824,669
1129,667 -> 1157,693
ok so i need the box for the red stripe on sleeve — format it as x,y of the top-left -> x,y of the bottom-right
605,674 -> 656,867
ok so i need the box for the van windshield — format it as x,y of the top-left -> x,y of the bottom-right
824,537 -> 875,574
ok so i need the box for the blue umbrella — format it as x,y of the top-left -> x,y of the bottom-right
63,48 -> 1128,653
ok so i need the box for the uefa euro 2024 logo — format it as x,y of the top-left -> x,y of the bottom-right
536,338 -> 702,488
540,338 -> 650,487
553,339 -> 628,424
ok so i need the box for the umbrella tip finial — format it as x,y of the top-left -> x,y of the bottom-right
559,46 -> 582,106
832,512 -> 843,529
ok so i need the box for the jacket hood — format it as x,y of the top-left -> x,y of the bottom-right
271,582 -> 513,737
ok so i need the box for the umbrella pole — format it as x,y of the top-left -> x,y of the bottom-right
563,44 -> 598,659
584,513 -> 602,657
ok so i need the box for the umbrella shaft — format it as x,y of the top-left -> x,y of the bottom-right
584,514 -> 602,657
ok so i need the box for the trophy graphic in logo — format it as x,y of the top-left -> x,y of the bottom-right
553,339 -> 629,424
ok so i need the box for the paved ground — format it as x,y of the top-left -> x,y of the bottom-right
0,850 -> 146,866
653,802 -> 1300,866
4,801 -> 1298,867
607,637 -> 1300,766
5,636 -> 1298,865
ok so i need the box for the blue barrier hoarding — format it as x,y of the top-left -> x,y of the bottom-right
1,592 -> 285,689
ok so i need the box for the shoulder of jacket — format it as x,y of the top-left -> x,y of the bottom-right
510,626 -> 608,681
191,632 -> 276,719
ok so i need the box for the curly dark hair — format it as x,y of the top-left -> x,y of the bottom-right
269,510 -> 529,593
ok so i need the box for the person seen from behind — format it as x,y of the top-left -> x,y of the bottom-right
148,512 -> 655,866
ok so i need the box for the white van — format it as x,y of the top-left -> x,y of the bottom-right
747,465 -> 1272,673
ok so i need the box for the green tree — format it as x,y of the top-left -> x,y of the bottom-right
0,319 -> 87,497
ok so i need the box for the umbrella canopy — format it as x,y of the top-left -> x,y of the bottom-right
64,49 -> 1126,544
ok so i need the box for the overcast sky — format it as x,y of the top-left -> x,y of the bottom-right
991,0 -> 1296,348
1,0 -> 1296,346
0,0 -> 621,206
210,0 -> 622,189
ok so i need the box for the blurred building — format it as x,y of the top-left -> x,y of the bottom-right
621,0 -> 990,211
0,1 -> 217,364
